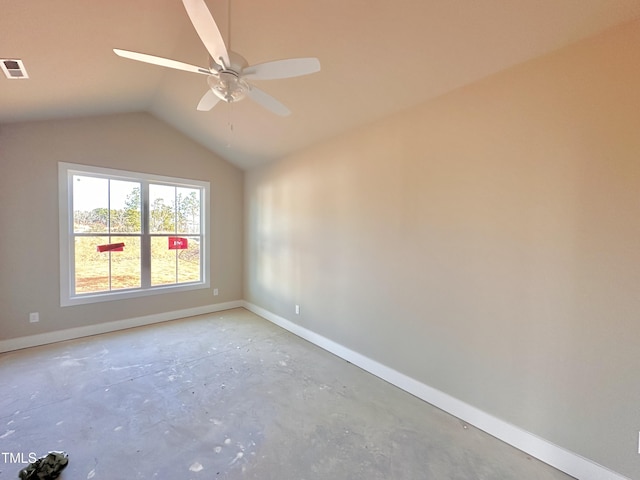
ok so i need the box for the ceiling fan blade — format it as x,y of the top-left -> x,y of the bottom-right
247,85 -> 291,116
182,0 -> 230,68
113,49 -> 210,75
242,57 -> 321,80
196,89 -> 221,111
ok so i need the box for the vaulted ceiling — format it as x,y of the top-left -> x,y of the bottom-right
2,0 -> 640,169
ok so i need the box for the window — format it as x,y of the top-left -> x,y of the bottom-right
59,162 -> 210,306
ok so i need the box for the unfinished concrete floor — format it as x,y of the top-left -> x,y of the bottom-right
0,308 -> 574,479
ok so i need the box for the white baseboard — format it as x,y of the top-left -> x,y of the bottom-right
0,300 -> 244,353
242,301 -> 630,480
1,299 -> 630,480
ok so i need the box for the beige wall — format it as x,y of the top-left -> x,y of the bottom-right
245,20 -> 640,478
0,112 -> 244,341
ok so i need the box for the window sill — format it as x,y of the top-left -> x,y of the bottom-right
61,281 -> 210,307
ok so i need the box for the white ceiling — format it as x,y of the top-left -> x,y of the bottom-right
2,0 -> 640,169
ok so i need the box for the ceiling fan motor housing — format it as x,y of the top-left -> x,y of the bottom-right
208,51 -> 249,103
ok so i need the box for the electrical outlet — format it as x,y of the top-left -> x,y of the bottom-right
638,431 -> 640,454
29,312 -> 39,323
213,288 -> 219,296
295,304 -> 300,315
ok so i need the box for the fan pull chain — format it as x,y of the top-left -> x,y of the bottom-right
226,122 -> 234,149
226,104 -> 234,149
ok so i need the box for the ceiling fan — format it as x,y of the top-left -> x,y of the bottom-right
114,0 -> 320,116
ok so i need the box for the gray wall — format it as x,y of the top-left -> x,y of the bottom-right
0,112 -> 244,341
245,21 -> 640,478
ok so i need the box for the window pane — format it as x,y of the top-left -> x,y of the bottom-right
176,188 -> 200,234
149,184 -> 176,234
110,181 -> 141,233
177,237 -> 201,283
73,176 -> 108,233
75,236 -> 109,294
151,236 -> 176,286
110,236 -> 141,290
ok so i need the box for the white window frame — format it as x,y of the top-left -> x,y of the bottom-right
59,162 -> 210,306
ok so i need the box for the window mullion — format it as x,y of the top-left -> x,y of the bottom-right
174,187 -> 179,284
108,180 -> 112,291
141,182 -> 151,288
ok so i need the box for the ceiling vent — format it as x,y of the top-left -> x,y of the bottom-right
1,59 -> 29,79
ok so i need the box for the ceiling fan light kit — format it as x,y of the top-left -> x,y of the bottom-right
113,0 -> 320,116
209,72 -> 248,103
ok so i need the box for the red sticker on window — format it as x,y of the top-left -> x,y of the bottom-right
168,237 -> 188,250
97,242 -> 125,252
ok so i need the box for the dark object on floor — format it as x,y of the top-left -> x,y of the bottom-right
18,451 -> 69,480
